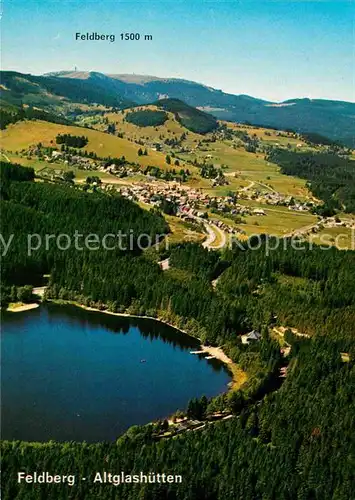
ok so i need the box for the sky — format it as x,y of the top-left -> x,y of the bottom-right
2,0 -> 354,102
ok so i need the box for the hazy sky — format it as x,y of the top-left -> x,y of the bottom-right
2,0 -> 354,102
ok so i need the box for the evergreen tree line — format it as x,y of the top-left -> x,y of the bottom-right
56,133 -> 88,148
125,110 -> 168,127
157,99 -> 218,134
0,106 -> 70,130
0,161 -> 168,289
267,148 -> 355,213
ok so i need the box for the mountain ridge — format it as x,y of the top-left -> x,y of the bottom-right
45,70 -> 354,105
43,71 -> 355,147
1,70 -> 354,146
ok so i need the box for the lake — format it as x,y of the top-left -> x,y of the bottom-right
1,303 -> 231,442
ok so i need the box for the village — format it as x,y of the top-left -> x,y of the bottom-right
19,140 -> 320,214
20,143 -> 334,241
117,181 -> 257,236
117,179 -> 314,218
16,143 -> 353,245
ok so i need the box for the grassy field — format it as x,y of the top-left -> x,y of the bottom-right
164,215 -> 205,245
0,120 -> 174,169
223,121 -> 309,147
202,146 -> 309,198
209,204 -> 317,238
241,206 -> 317,236
1,118 -> 311,201
78,106 -> 312,199
178,144 -> 309,199
1,151 -> 120,183
309,226 -> 355,250
78,105 -> 202,146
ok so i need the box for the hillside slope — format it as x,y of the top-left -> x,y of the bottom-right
0,71 -> 134,113
48,71 -> 355,146
0,120 -> 171,169
156,98 -> 218,134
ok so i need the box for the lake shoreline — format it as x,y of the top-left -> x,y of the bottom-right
3,301 -> 233,442
50,300 -> 243,390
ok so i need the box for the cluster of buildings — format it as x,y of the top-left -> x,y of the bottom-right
240,189 -> 315,212
118,182 -> 201,209
241,330 -> 262,344
309,217 -> 355,234
323,217 -> 354,229
50,151 -> 98,170
26,146 -> 135,176
25,147 -> 100,172
118,181 -> 230,211
154,414 -> 234,440
209,218 -> 246,235
291,216 -> 355,240
118,181 -> 268,220
117,181 -> 269,236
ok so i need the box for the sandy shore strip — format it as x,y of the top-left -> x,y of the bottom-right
6,303 -> 39,313
70,303 -> 245,390
199,345 -> 234,365
194,345 -> 247,390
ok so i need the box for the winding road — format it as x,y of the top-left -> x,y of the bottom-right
198,218 -> 227,250
159,218 -> 227,270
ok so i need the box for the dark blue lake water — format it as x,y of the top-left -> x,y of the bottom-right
1,304 -> 230,442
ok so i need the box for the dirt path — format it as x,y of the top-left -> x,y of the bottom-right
240,181 -> 255,192
284,221 -> 319,238
1,152 -> 11,162
254,181 -> 278,193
